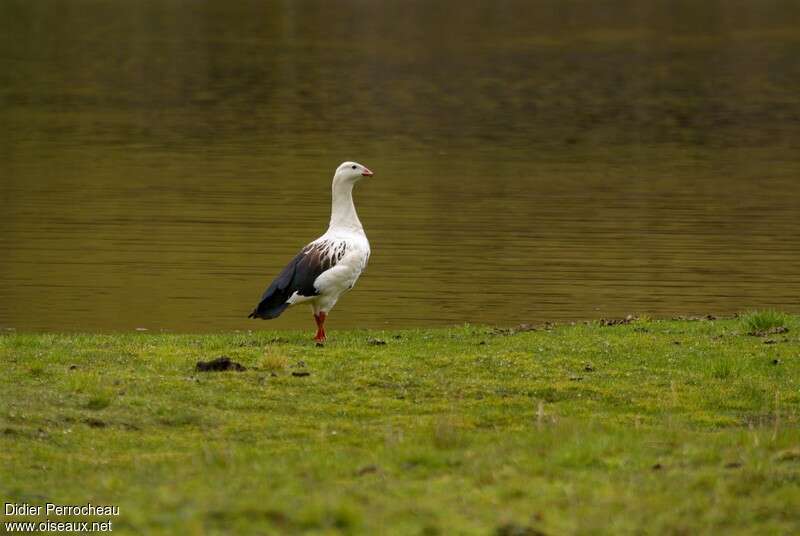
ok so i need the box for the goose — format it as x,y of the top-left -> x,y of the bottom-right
248,161 -> 373,342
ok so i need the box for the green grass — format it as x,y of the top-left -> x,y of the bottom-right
1,315 -> 799,535
741,310 -> 791,335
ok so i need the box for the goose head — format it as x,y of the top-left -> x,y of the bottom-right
334,161 -> 373,184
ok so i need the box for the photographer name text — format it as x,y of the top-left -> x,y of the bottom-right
4,503 -> 119,533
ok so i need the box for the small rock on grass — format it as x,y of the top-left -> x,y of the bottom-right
195,356 -> 246,372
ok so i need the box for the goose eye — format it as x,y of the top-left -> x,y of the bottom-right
351,165 -> 357,170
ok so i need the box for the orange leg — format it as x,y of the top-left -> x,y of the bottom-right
313,312 -> 327,342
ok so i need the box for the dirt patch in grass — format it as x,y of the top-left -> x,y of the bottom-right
355,464 -> 380,476
599,315 -> 636,326
84,418 -> 106,428
491,323 -> 541,336
671,314 -> 718,321
748,326 -> 789,337
196,356 -> 246,372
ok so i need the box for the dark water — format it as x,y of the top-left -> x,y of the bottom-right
1,1 -> 799,332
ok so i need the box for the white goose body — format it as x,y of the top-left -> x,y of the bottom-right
286,229 -> 371,314
249,161 -> 373,342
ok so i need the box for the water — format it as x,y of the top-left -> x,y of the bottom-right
1,0 -> 799,332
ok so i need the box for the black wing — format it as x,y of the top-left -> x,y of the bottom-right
248,240 -> 346,319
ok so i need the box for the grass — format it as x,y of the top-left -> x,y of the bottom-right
741,310 -> 791,335
1,315 -> 799,535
